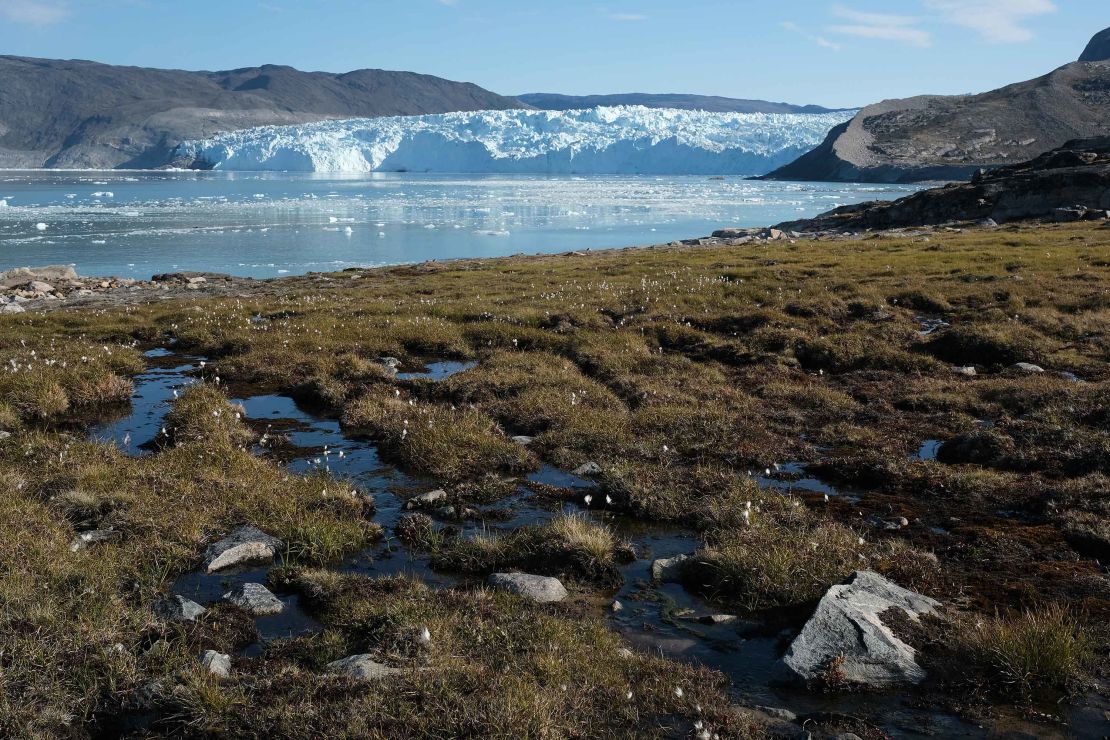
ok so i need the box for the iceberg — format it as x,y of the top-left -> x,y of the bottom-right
175,106 -> 855,175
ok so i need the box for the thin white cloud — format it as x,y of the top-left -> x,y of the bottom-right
923,0 -> 1055,43
781,21 -> 842,51
828,5 -> 932,47
0,0 -> 68,25
607,13 -> 647,22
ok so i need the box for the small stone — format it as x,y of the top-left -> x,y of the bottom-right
1011,362 -> 1045,373
204,525 -> 284,572
222,582 -> 284,616
572,461 -> 603,476
511,435 -> 534,446
186,276 -> 207,284
153,594 -> 207,622
69,529 -> 121,552
377,357 -> 401,374
488,572 -> 568,603
0,431 -> 11,441
610,599 -> 623,612
952,365 -> 977,376
200,650 -> 231,678
651,554 -> 690,583
698,613 -> 738,626
755,706 -> 798,722
1,303 -> 25,314
405,489 -> 447,510
617,647 -> 635,659
326,654 -> 403,681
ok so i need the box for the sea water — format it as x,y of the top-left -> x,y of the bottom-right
0,171 -> 919,279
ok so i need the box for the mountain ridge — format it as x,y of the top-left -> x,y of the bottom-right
760,27 -> 1110,183
0,56 -> 525,169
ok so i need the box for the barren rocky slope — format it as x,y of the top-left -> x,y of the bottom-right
762,28 -> 1110,183
772,137 -> 1110,232
0,57 -> 524,169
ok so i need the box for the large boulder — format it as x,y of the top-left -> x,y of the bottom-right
487,572 -> 568,603
1080,27 -> 1110,63
204,525 -> 284,572
781,571 -> 939,688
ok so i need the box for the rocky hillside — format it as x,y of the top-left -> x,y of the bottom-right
516,92 -> 841,114
772,137 -> 1110,232
0,57 -> 525,169
761,28 -> 1110,183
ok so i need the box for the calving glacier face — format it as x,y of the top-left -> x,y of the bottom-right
176,106 -> 855,175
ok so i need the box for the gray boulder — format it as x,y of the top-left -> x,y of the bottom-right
326,654 -> 403,681
510,435 -> 534,446
1,303 -> 25,314
651,554 -> 691,583
572,461 -> 603,476
69,529 -> 121,552
153,594 -> 207,622
1011,362 -> 1045,374
781,570 -> 939,688
222,582 -> 284,616
488,572 -> 568,603
204,525 -> 283,572
200,650 -> 231,678
405,489 -> 447,510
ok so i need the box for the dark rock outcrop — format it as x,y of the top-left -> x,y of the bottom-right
1080,27 -> 1110,62
775,137 -> 1110,232
516,92 -> 844,114
0,56 -> 525,169
761,29 -> 1110,183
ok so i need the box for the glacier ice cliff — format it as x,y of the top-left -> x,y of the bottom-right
175,106 -> 856,175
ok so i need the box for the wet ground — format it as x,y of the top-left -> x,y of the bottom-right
90,349 -> 1097,738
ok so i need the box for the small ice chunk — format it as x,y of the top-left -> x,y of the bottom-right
35,222 -> 47,231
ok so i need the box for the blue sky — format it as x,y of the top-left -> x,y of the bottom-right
0,0 -> 1103,107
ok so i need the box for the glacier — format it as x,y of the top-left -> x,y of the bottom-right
175,106 -> 855,175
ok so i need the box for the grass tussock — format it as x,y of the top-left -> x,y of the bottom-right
432,513 -> 632,586
163,383 -> 255,448
342,391 -> 535,482
953,605 -> 1092,698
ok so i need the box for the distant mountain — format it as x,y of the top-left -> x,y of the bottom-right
0,56 -> 525,169
516,93 -> 844,114
761,28 -> 1110,183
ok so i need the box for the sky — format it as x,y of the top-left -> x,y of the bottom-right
0,0 -> 1104,108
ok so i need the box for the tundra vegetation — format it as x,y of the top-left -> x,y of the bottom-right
0,222 -> 1106,737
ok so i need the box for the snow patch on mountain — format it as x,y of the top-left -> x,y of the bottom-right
176,106 -> 855,175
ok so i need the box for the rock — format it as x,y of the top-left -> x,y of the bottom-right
1080,27 -> 1110,63
698,613 -> 738,626
488,572 -> 568,603
153,594 -> 207,622
377,357 -> 401,374
222,582 -> 284,616
572,461 -> 603,476
729,706 -> 808,740
617,647 -> 635,659
326,654 -> 403,681
204,525 -> 284,572
186,276 -> 207,284
0,431 -> 11,441
1,303 -> 25,314
26,280 -> 55,293
0,265 -> 77,289
977,218 -> 998,228
405,489 -> 447,510
952,365 -> 977,376
1011,362 -> 1045,373
510,435 -> 534,446
200,650 -> 231,678
766,228 -> 787,240
1053,206 -> 1087,222
610,599 -> 623,612
69,529 -> 121,552
755,706 -> 798,723
780,570 -> 939,688
651,554 -> 690,583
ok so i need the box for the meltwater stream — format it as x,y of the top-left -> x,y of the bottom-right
90,349 -> 993,738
